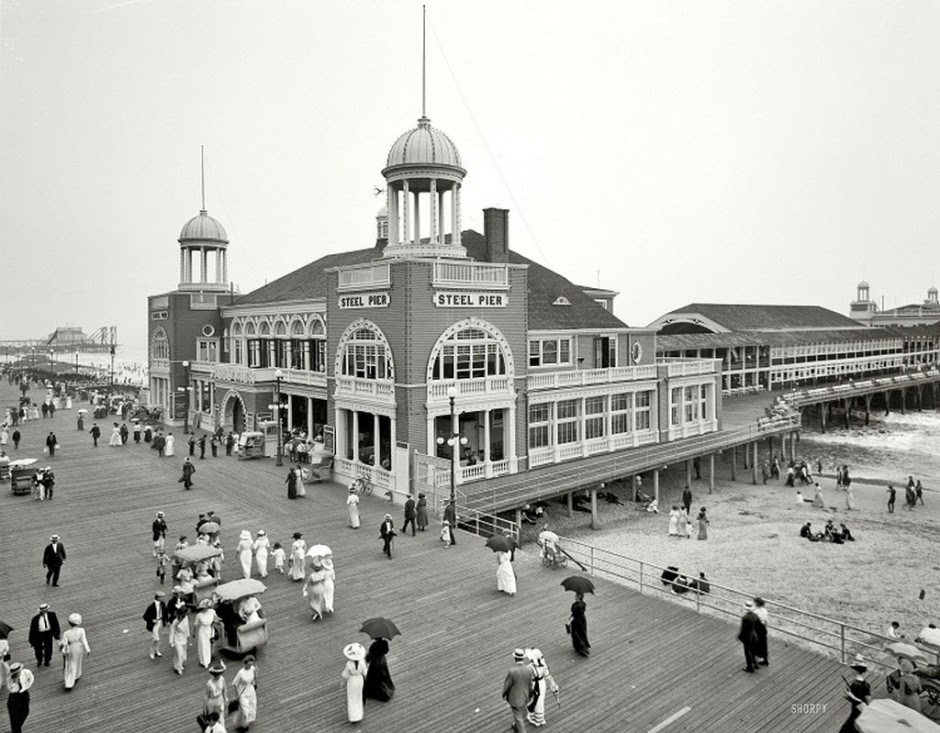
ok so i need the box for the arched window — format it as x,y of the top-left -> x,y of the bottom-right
308,316 -> 326,371
336,320 -> 394,381
151,328 -> 170,361
428,321 -> 512,382
289,319 -> 306,370
231,322 -> 244,365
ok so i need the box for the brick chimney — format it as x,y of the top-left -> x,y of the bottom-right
483,208 -> 509,263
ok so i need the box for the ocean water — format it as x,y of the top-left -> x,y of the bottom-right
797,410 -> 940,487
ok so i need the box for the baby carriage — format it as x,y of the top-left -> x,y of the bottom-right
537,530 -> 568,570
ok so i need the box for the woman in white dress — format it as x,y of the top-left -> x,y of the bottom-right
525,648 -> 559,727
238,595 -> 262,625
303,563 -> 328,621
667,505 -> 681,536
294,466 -> 307,498
845,485 -> 858,511
192,599 -> 219,668
496,550 -> 516,596
108,423 -> 122,447
231,655 -> 259,731
170,606 -> 190,675
252,530 -> 270,578
288,532 -> 307,581
165,433 -> 175,457
346,488 -> 361,528
60,613 -> 91,690
341,643 -> 366,723
321,556 -> 336,614
236,530 -> 253,580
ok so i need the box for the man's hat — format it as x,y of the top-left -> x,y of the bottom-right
38,603 -> 49,611
51,534 -> 59,540
156,511 -> 164,517
513,648 -> 526,660
9,662 -> 23,674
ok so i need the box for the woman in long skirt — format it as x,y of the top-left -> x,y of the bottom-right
570,593 -> 591,657
346,488 -> 361,529
165,433 -> 175,457
696,507 -> 709,540
252,530 -> 270,578
170,607 -> 190,675
496,550 -> 516,596
416,493 -> 429,531
108,423 -> 122,446
845,486 -> 857,511
812,484 -> 825,508
525,648 -> 559,727
203,663 -> 227,718
288,533 -> 306,581
303,564 -> 328,621
321,557 -> 336,614
667,505 -> 680,536
363,638 -> 395,702
236,530 -> 253,580
231,655 -> 258,731
341,643 -> 366,723
192,600 -> 219,668
60,613 -> 91,690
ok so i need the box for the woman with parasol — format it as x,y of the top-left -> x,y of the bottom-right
569,592 -> 591,657
364,637 -> 395,702
302,561 -> 328,622
496,547 -> 516,597
340,643 -> 366,723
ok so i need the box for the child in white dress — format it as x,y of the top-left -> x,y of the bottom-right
272,542 -> 286,574
440,521 -> 452,548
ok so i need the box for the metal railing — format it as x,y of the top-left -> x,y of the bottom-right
557,536 -> 935,670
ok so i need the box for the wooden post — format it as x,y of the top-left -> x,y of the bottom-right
885,389 -> 890,416
685,459 -> 693,488
515,507 -> 523,533
566,492 -> 573,518
843,398 -> 850,429
864,394 -> 871,426
916,385 -> 923,412
901,387 -> 906,414
590,487 -> 598,530
708,453 -> 715,494
653,469 -> 660,503
730,446 -> 736,481
752,442 -> 759,485
820,402 -> 827,433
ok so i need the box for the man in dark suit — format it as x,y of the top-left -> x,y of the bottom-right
402,494 -> 417,536
142,591 -> 168,659
379,514 -> 396,559
89,423 -> 101,447
28,603 -> 60,666
737,600 -> 761,673
198,434 -> 207,459
45,432 -> 57,457
42,534 -> 66,586
502,648 -> 535,733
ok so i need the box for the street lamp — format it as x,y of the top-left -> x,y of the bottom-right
109,343 -> 116,396
179,361 -> 191,433
436,385 -> 468,523
272,368 -> 284,466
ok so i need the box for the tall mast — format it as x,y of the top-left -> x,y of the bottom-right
422,5 -> 426,117
200,144 -> 205,211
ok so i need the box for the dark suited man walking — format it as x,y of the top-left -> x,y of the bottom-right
402,494 -> 417,536
502,648 -> 535,733
737,600 -> 761,673
42,533 -> 67,586
28,603 -> 60,666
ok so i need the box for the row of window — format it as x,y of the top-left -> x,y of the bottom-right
241,338 -> 327,372
528,391 -> 653,448
528,336 -> 617,368
669,385 -> 710,426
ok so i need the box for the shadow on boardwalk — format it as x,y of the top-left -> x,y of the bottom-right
0,385 -> 861,732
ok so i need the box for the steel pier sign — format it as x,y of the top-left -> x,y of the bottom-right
433,291 -> 507,308
338,292 -> 390,309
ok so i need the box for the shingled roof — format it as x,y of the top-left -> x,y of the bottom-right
657,304 -> 862,332
234,230 -> 628,331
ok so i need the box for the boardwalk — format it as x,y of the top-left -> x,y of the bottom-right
0,384 -> 868,732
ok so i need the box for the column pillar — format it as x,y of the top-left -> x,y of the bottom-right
307,397 -> 314,439
820,402 -> 827,433
483,409 -> 492,477
438,189 -> 445,243
566,492 -> 573,517
388,185 -> 399,247
201,247 -> 208,283
752,442 -> 759,485
730,446 -> 736,481
653,468 -> 660,503
590,487 -> 598,530
352,411 -> 359,462
402,181 -> 411,244
374,413 -> 381,468
506,405 -> 516,469
453,182 -> 462,246
286,393 -> 293,432
414,193 -> 420,243
429,179 -> 438,243
389,417 -> 396,472
864,395 -> 871,426
685,459 -> 692,489
843,398 -> 850,429
222,250 -> 227,284
180,250 -> 185,282
708,454 -> 715,494
215,249 -> 221,283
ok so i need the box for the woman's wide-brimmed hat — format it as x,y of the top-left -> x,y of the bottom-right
257,530 -> 266,536
343,642 -> 366,661
198,598 -> 213,609
208,662 -> 226,675
239,529 -> 252,540
348,486 -> 357,492
293,531 -> 303,539
68,613 -> 82,625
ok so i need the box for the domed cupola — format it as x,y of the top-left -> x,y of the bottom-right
380,116 -> 468,259
177,147 -> 231,292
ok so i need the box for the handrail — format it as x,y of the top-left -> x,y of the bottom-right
556,535 -> 934,669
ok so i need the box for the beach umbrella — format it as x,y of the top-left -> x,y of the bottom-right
884,642 -> 929,666
198,522 -> 220,535
213,578 -> 267,602
77,408 -> 88,414
560,575 -> 596,595
855,699 -> 940,733
360,617 -> 401,640
306,544 -> 333,559
917,627 -> 940,647
485,535 -> 514,553
173,545 -> 223,564
0,620 -> 13,638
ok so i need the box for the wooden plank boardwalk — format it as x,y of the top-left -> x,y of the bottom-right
0,384 -> 872,732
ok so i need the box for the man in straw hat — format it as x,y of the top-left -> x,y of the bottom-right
379,513 -> 396,560
502,648 -> 535,733
736,600 -> 761,673
142,592 -> 168,660
839,654 -> 872,733
6,662 -> 34,733
28,603 -> 60,667
152,511 -> 168,556
42,533 -> 67,586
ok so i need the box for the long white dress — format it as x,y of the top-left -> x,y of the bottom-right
304,570 -> 327,619
232,664 -> 258,727
108,427 -> 122,446
342,659 -> 365,722
346,493 -> 361,528
193,608 -> 219,668
668,509 -> 680,536
253,536 -> 270,578
289,539 -> 307,581
170,615 -> 190,673
165,435 -> 175,456
60,626 -> 91,689
321,558 -> 336,613
236,539 -> 253,580
496,551 -> 516,595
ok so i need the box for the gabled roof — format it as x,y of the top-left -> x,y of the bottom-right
654,304 -> 862,332
233,230 -> 628,331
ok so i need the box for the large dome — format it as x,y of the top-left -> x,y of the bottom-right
385,116 -> 463,170
179,210 -> 228,244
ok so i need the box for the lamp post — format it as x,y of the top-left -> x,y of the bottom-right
179,361 -> 190,434
30,347 -> 36,379
49,349 -> 55,379
436,385 -> 467,520
273,368 -> 284,466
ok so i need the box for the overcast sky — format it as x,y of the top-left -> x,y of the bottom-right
3,1 -> 939,356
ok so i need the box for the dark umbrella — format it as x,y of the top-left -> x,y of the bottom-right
560,575 -> 596,595
360,617 -> 401,640
0,620 -> 12,638
485,535 -> 514,553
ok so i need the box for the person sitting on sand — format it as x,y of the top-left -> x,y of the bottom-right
839,523 -> 855,542
823,519 -> 836,540
799,522 -> 817,540
887,621 -> 905,640
812,483 -> 825,509
795,491 -> 805,505
645,498 -> 659,514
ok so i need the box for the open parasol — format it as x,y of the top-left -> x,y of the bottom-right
485,535 -> 514,553
77,408 -> 88,414
173,545 -> 223,564
198,522 -> 220,535
0,620 -> 13,638
538,530 -> 559,545
885,642 -> 929,666
213,578 -> 267,602
855,698 -> 940,733
560,575 -> 596,595
360,617 -> 401,640
306,544 -> 333,559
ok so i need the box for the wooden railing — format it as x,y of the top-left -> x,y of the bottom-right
527,364 -> 657,391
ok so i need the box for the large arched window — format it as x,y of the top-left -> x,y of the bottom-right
231,322 -> 244,365
151,327 -> 170,361
336,320 -> 394,381
309,316 -> 326,372
428,321 -> 512,382
273,320 -> 289,367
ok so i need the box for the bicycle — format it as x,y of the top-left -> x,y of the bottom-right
352,477 -> 373,496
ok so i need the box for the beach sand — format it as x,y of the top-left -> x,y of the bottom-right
523,461 -> 940,650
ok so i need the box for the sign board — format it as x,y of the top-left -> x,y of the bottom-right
433,291 -> 507,308
323,425 -> 335,455
338,292 -> 390,309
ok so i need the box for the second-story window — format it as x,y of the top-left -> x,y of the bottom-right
151,328 -> 169,361
430,328 -> 507,381
528,337 -> 571,367
197,339 -> 218,363
341,326 -> 393,380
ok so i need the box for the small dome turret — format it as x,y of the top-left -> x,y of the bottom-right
179,210 -> 229,244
